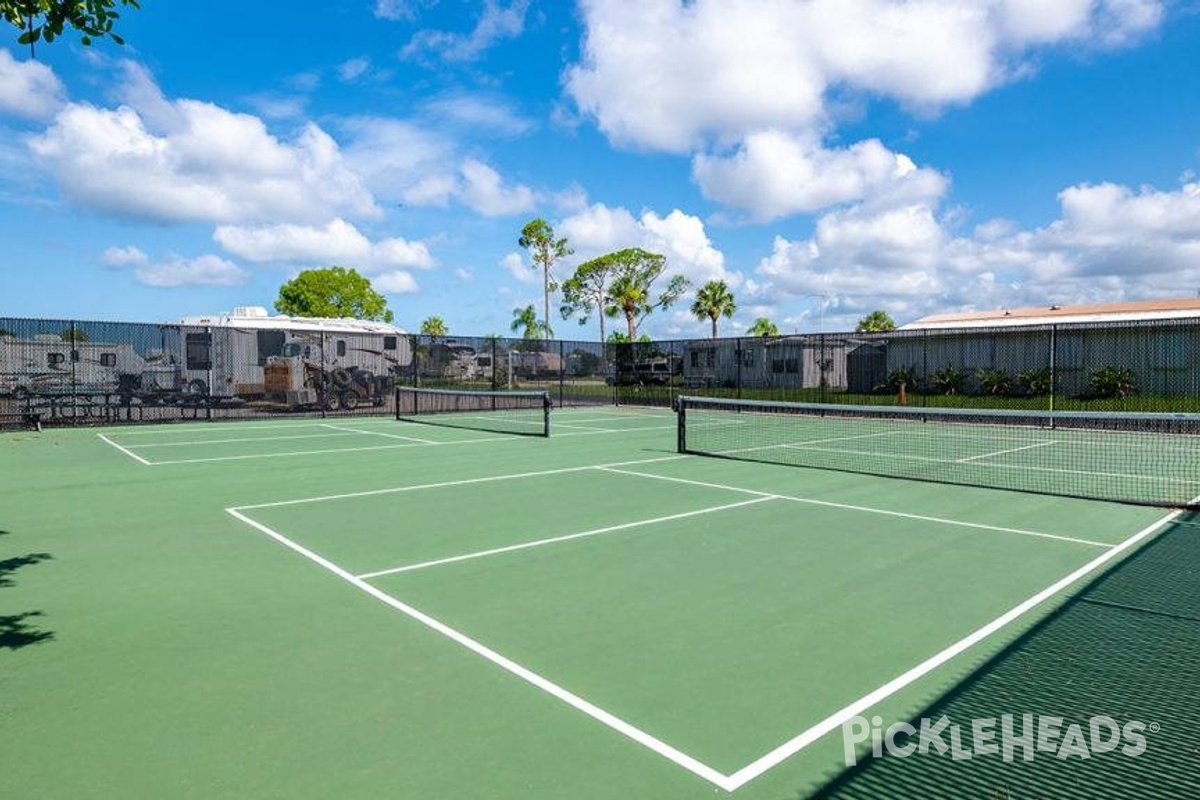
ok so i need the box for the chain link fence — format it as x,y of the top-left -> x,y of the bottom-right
2,315 -> 1198,427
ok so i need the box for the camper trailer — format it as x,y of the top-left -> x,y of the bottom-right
0,334 -> 147,398
509,349 -> 563,378
171,307 -> 413,410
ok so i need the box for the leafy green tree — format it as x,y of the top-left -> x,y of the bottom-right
510,304 -> 550,340
275,267 -> 394,322
606,331 -> 652,344
856,310 -> 896,332
59,326 -> 88,342
518,218 -> 572,344
747,317 -> 779,337
600,248 -> 689,341
5,0 -> 140,56
560,253 -> 618,343
419,316 -> 448,338
691,280 -> 736,339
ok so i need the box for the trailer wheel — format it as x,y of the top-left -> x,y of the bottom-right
340,390 -> 359,411
331,368 -> 351,389
354,369 -> 374,388
323,392 -> 341,412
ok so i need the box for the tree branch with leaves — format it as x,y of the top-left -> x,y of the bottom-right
5,0 -> 141,56
560,252 -> 620,343
599,248 -> 690,340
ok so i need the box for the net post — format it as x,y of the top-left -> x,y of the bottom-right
1049,324 -> 1057,423
675,395 -> 687,453
542,391 -> 552,437
394,386 -> 400,421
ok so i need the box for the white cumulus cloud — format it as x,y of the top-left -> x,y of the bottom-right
213,218 -> 436,271
558,203 -> 737,288
755,176 -> 1200,327
104,252 -> 249,288
693,132 -> 948,221
458,158 -> 536,216
0,48 -> 66,121
28,62 -> 379,225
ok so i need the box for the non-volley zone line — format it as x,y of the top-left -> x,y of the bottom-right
224,460 -> 1186,792
347,463 -> 1113,580
710,434 -> 1197,488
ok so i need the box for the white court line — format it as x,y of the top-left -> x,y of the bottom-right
597,467 -> 1115,549
956,440 -> 1057,463
552,422 -> 619,432
102,420 -> 339,436
737,441 -> 1200,487
722,503 -> 1191,790
357,496 -> 775,579
320,422 -> 437,444
147,438 -> 509,464
233,455 -> 687,511
225,461 -> 1188,792
225,507 -> 733,791
143,424 -> 672,465
126,431 -> 360,448
96,433 -> 152,465
716,430 -> 906,456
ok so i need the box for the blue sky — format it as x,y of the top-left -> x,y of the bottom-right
2,0 -> 1199,339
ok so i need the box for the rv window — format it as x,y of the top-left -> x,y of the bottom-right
100,353 -> 117,367
741,349 -> 757,367
337,340 -> 347,357
281,343 -> 303,358
185,332 -> 212,371
48,352 -> 66,367
70,350 -> 80,363
383,336 -> 397,351
771,359 -> 785,374
256,330 -> 285,366
786,358 -> 800,373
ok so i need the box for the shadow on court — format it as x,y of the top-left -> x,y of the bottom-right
0,531 -> 55,651
800,512 -> 1200,800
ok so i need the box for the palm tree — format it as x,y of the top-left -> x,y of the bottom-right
856,310 -> 897,332
420,316 -> 448,338
518,218 -> 572,343
691,280 -> 737,338
747,317 -> 779,337
510,304 -> 549,340
599,248 -> 689,340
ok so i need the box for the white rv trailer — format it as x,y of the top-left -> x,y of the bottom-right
0,334 -> 147,398
171,307 -> 413,409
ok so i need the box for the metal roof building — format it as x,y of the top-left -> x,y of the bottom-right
903,297 -> 1200,330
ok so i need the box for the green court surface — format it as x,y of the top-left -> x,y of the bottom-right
1,406 -> 1194,798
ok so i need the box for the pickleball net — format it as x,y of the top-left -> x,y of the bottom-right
396,386 -> 552,437
675,396 -> 1200,508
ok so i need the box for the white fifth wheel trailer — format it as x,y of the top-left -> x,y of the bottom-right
0,334 -> 148,398
171,307 -> 413,410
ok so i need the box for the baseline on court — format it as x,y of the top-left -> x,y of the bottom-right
222,456 -> 1168,791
